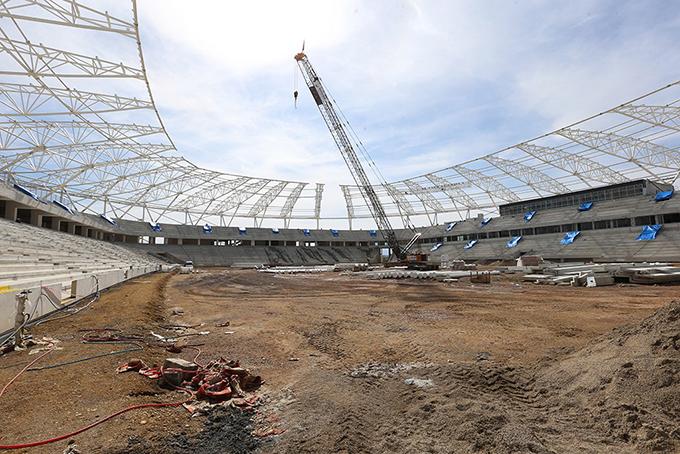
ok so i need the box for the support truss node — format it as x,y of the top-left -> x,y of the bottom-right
402,180 -> 444,212
483,155 -> 569,196
247,181 -> 287,217
424,173 -> 479,209
558,128 -> 680,170
515,142 -> 627,184
0,0 -> 137,37
453,165 -> 520,203
613,104 -> 680,132
280,182 -> 306,218
383,183 -> 416,215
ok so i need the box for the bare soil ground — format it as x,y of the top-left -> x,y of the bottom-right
0,269 -> 678,453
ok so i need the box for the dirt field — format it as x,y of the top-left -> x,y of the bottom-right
0,269 -> 678,453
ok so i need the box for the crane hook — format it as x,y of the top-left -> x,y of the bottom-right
293,90 -> 299,108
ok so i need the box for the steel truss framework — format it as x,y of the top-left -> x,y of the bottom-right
0,0 -> 321,227
0,0 -> 678,229
342,82 -> 680,227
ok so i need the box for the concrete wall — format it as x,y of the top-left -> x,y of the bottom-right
0,265 -> 159,336
127,244 -> 377,267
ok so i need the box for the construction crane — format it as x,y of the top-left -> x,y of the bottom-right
295,50 -> 416,260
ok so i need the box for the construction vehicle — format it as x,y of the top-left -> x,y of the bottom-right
295,50 -> 421,262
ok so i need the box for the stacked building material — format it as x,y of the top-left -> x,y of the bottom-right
523,262 -> 679,286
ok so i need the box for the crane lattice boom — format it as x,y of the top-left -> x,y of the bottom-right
295,52 -> 404,259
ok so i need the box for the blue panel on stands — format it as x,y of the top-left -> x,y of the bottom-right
369,230 -> 377,237
480,217 -> 492,226
506,236 -> 522,248
636,224 -> 662,241
303,228 -> 311,236
560,231 -> 580,245
271,227 -> 279,234
464,239 -> 478,250
13,183 -> 41,202
238,227 -> 247,235
524,211 -> 536,222
202,224 -> 213,234
655,190 -> 673,202
100,214 -> 117,225
446,222 -> 457,232
430,242 -> 443,252
52,200 -> 74,214
149,222 -> 162,232
578,201 -> 593,211
330,229 -> 339,237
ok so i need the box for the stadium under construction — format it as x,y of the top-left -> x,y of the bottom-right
0,1 -> 678,453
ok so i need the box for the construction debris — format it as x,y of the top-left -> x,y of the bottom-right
586,275 -> 615,287
516,255 -> 543,267
259,265 -> 335,274
117,356 -> 263,406
440,255 -> 478,270
521,262 -> 680,286
358,269 -> 500,282
403,377 -> 434,388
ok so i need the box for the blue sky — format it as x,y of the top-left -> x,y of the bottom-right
136,0 -> 680,219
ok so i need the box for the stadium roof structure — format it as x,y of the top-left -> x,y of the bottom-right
0,0 -> 678,229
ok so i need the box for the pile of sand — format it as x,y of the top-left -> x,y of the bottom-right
538,300 -> 680,452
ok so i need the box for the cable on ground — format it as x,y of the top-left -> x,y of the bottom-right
26,343 -> 143,371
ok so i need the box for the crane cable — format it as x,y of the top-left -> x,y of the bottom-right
293,57 -> 299,108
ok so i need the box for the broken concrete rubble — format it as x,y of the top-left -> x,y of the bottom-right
117,356 -> 263,405
440,256 -> 477,271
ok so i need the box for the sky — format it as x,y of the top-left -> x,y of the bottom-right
135,0 -> 680,223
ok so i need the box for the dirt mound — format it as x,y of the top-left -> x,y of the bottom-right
537,300 -> 680,452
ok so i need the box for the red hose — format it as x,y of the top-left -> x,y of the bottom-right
0,348 -> 53,399
0,348 -> 193,450
0,396 -> 192,449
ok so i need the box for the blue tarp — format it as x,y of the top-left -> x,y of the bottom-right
330,229 -> 339,237
560,230 -> 581,245
272,227 -> 279,234
369,230 -> 378,237
13,183 -> 41,202
655,190 -> 673,202
100,214 -> 117,226
524,211 -> 536,222
480,217 -> 492,227
578,201 -> 593,211
238,227 -> 247,235
446,222 -> 457,232
52,200 -> 73,214
637,224 -> 662,241
430,242 -> 443,252
202,224 -> 213,234
149,222 -> 162,232
303,228 -> 311,236
506,236 -> 522,248
464,239 -> 478,250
